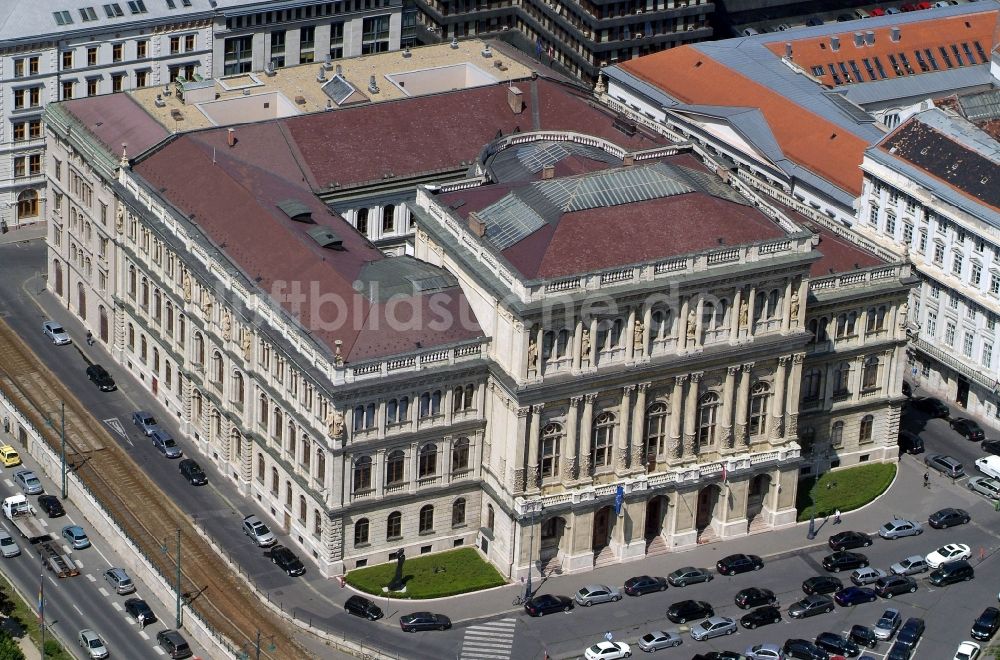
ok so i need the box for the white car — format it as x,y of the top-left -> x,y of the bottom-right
42,321 -> 71,345
78,629 -> 109,659
584,641 -> 631,660
0,530 -> 20,558
955,641 -> 981,660
926,543 -> 972,569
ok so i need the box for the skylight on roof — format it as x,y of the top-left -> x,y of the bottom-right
78,6 -> 98,21
103,2 -> 124,16
53,10 -> 74,24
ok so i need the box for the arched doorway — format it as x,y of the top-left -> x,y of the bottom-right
645,495 -> 669,555
77,282 -> 86,320
746,474 -> 771,532
539,516 -> 566,574
696,485 -> 722,541
98,306 -> 109,343
53,260 -> 63,297
592,506 -> 613,553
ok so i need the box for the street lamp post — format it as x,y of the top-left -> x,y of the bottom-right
161,529 -> 182,628
523,503 -> 540,602
60,401 -> 66,499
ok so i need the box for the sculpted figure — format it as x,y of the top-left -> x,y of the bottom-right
115,205 -> 125,234
739,298 -> 749,328
633,319 -> 644,344
527,338 -> 538,369
182,271 -> 193,303
581,328 -> 591,356
221,309 -> 232,341
325,408 -> 345,438
241,329 -> 252,360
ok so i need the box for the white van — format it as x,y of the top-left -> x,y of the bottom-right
975,455 -> 1000,479
742,27 -> 760,36
854,8 -> 871,18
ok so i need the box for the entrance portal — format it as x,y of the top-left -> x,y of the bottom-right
956,376 -> 969,408
696,485 -> 722,540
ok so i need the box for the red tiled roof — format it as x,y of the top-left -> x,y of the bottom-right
58,95 -> 168,157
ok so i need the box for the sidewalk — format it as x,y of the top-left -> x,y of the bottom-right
18,637 -> 40,660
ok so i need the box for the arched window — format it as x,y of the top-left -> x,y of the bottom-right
153,289 -> 162,322
77,282 -> 86,320
127,323 -> 135,350
540,423 -> 561,478
165,301 -> 174,336
140,335 -> 147,362
313,510 -> 322,538
192,390 -> 203,421
651,307 -> 673,339
418,443 -> 437,478
152,348 -> 160,372
127,265 -> 137,298
356,208 -> 369,235
354,518 -> 370,546
316,448 -> 326,485
285,481 -> 292,509
834,361 -> 852,395
164,361 -> 172,389
270,467 -> 279,495
193,332 -> 204,365
862,356 -> 880,389
452,498 -> 466,527
555,329 -> 569,358
698,392 -> 720,447
386,511 -> 401,540
748,383 -> 770,436
644,401 -> 669,458
178,314 -> 185,344
802,368 -> 823,402
830,421 -> 844,448
353,405 -> 365,432
419,390 -> 441,418
298,496 -> 307,524
272,409 -> 283,442
768,289 -> 781,319
258,393 -> 268,428
212,350 -> 224,383
418,504 -> 434,533
386,450 -> 405,486
592,412 -> 615,468
486,504 -> 495,532
859,415 -> 874,444
286,422 -> 296,457
16,189 -> 38,218
141,278 -> 149,310
453,384 -> 476,412
451,437 -> 470,472
233,371 -> 245,408
257,453 -> 265,482
353,456 -> 372,493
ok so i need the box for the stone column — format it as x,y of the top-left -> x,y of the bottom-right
374,448 -> 385,497
588,317 -> 599,367
694,295 -> 705,348
631,383 -> 649,470
730,287 -> 742,343
408,440 -> 419,495
564,396 -> 581,480
240,431 -> 252,484
332,452 -> 345,508
527,404 -> 544,491
441,434 -> 453,479
625,307 -> 637,361
535,324 -> 545,377
851,355 -> 864,402
376,400 -> 387,440
735,363 -> 753,445
669,376 -> 685,460
616,385 -> 634,475
572,319 -> 583,372
642,305 -> 652,358
683,372 -> 702,457
781,279 -> 793,333
579,393 -> 596,478
513,407 -> 530,492
677,296 -> 690,354
721,366 -> 738,448
746,287 -> 757,338
786,354 -> 804,440
770,356 -> 789,441
795,277 -> 808,329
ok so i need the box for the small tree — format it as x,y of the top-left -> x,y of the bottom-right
0,629 -> 26,660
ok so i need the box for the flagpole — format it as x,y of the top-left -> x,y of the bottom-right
39,559 -> 45,652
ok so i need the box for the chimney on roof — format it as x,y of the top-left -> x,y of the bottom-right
853,32 -> 864,47
622,154 -> 635,167
507,86 -> 523,114
468,212 -> 486,237
541,165 -> 555,180
784,42 -> 793,59
865,31 -> 875,46
830,36 -> 840,51
227,128 -> 235,148
890,26 -> 900,42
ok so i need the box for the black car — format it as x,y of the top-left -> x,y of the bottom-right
972,606 -> 1000,641
929,559 -> 974,585
822,551 -> 869,572
901,381 -> 912,397
269,545 -> 305,576
874,574 -> 917,599
828,531 -> 872,551
895,617 -> 924,648
124,598 -> 157,626
702,653 -> 747,660
399,612 -> 450,632
928,507 -> 970,529
887,640 -> 912,660
783,638 -> 829,660
735,586 -> 777,609
740,605 -> 781,629
815,632 -> 860,657
848,624 -> 877,649
178,459 -> 208,486
623,575 -> 667,596
951,417 -> 985,441
788,595 -> 835,619
716,553 -> 764,575
897,430 -> 923,454
666,599 -> 713,624
344,595 -> 383,621
983,439 -> 1000,456
802,576 -> 842,595
37,495 -> 65,518
913,396 -> 949,418
524,594 -> 573,616
86,364 -> 117,392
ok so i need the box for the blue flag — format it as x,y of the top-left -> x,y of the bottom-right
614,485 -> 624,516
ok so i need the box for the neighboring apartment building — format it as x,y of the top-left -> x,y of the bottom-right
857,108 -> 1000,421
1,0 -> 402,232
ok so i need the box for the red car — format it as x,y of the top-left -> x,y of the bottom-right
916,1 -> 932,7
901,3 -> 918,10
870,7 -> 887,15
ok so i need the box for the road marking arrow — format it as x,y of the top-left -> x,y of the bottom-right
103,417 -> 126,440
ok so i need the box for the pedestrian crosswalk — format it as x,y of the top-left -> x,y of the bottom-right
459,618 -> 517,660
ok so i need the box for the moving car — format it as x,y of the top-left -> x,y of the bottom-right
874,575 -> 917,598
667,599 -> 713,624
735,587 -> 777,609
802,576 -> 842,595
524,594 -> 573,616
740,605 -> 781,629
788,594 -> 834,619
270,545 -> 305,576
0,530 -> 20,558
782,638 -> 828,659
575,584 -> 622,606
179,459 -> 208,486
668,566 -> 712,587
850,567 -> 887,586
242,514 -> 277,547
951,418 -> 985,441
344,595 -> 383,620
86,364 -> 117,392
78,629 -> 109,659
131,411 -> 161,436
967,477 -> 1000,501
0,445 -> 21,468
878,518 -> 923,540
62,525 -> 91,549
889,555 -> 929,576
13,469 -> 43,495
822,551 -> 868,572
829,531 -> 872,551
928,559 -> 974,585
814,631 -> 859,657
913,396 -> 949,417
156,629 -> 192,658
151,430 -> 182,458
42,321 -> 72,345
924,454 -> 964,479
926,543 -> 971,568
124,598 -> 157,626
624,575 -> 667,596
637,630 -> 682,651
716,553 -> 764,575
928,507 -> 970,528
584,641 -> 630,660
874,608 -> 902,640
37,495 -> 65,518
399,612 -> 451,632
971,607 -> 999,641
834,586 -> 877,606
954,641 -> 980,660
690,616 -> 737,641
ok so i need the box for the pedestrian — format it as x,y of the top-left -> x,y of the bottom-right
923,471 -> 930,488
604,631 -> 613,642
86,330 -> 94,346
834,509 -> 841,524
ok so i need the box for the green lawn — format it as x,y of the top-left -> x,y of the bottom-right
796,462 -> 896,522
346,547 -> 507,599
0,572 -> 70,659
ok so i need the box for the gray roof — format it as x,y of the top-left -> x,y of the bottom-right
837,66 -> 994,107
959,89 -> 1000,123
0,0 -> 213,42
487,140 -> 622,183
354,256 -> 459,303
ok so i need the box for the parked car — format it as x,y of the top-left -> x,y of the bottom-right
897,430 -> 923,454
42,321 -> 72,345
85,364 -> 117,392
815,631 -> 859,657
584,641 -> 630,660
954,641 -> 981,660
744,642 -> 784,659
782,638 -> 829,659
929,559 -> 974,586
575,584 -> 622,606
637,629 -> 682,651
131,411 -> 161,436
849,624 -> 878,648
344,595 -> 383,620
967,477 -> 1000,500
242,514 -> 276,547
0,530 -> 20,558
788,594 -> 835,619
971,607 -> 1000,641
270,545 -> 305,576
13,469 -> 43,495
399,612 -> 451,632
913,396 -> 949,417
802,576 -> 842,595
104,567 -> 135,594
926,543 -> 971,568
667,599 -> 714,624
0,444 -> 21,468
690,616 -> 737,641
874,575 -> 917,599
889,555 -> 929,576
37,494 -> 65,518
179,459 -> 208,486
524,594 -> 573,616
951,418 -> 985,441
829,531 -> 872,551
717,553 -> 764,575
62,525 -> 91,549
822,551 -> 869,572
878,518 -> 923,540
834,586 -> 877,606
624,575 -> 667,596
151,430 -> 182,458
124,598 -> 157,626
735,587 -> 777,609
901,381 -> 912,397
850,567 -> 887,586
874,608 -> 902,640
975,456 -> 1000,479
928,507 -> 970,528
78,629 -> 109,659
887,640 -> 913,660
740,605 -> 782,629
895,617 -> 925,649
982,439 -> 1000,456
156,629 -> 192,658
924,454 -> 964,479
805,16 -> 824,26
668,566 -> 712,587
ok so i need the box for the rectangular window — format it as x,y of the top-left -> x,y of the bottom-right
868,206 -> 878,225
62,81 -> 74,100
62,50 -> 74,70
963,332 -> 974,358
952,253 -> 963,277
136,70 -> 148,87
112,43 -> 123,62
13,123 -> 26,142
933,244 -> 944,265
87,78 -> 99,96
949,294 -> 959,310
905,198 -> 916,214
54,10 -> 73,24
972,262 -> 982,287
330,22 -> 344,59
223,35 -> 253,75
902,223 -> 913,247
991,274 -> 1000,296
137,40 -> 148,58
184,34 -> 195,51
984,343 -> 993,369
988,316 -> 996,332
270,30 -> 285,68
112,73 -> 124,92
300,26 -> 315,63
926,311 -> 937,337
945,322 -> 956,346
13,59 -> 24,77
919,230 -> 927,253
361,15 -> 390,54
888,190 -> 899,205
885,214 -> 896,237
29,57 -> 39,75
88,47 -> 98,66
170,36 -> 180,54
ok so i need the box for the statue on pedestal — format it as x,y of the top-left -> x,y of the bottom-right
388,549 -> 406,591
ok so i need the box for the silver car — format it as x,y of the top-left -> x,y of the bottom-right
0,530 -> 20,558
874,608 -> 901,640
637,630 -> 683,651
745,643 -> 785,660
967,476 -> 1000,500
690,615 -> 737,640
878,518 -> 923,540
242,514 -> 276,547
13,469 -> 43,495
151,430 -> 182,458
42,321 -> 71,345
850,566 -> 888,586
78,629 -> 109,659
132,411 -> 161,437
890,555 -> 929,576
575,584 -> 622,606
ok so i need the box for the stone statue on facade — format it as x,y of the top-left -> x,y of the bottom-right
241,329 -> 252,360
527,338 -> 538,370
581,328 -> 591,357
201,291 -> 213,318
221,308 -> 232,341
325,408 -> 345,439
633,319 -> 644,345
115,204 -> 124,234
789,289 -> 800,320
897,300 -> 908,328
687,308 -> 697,339
182,271 -> 193,303
739,298 -> 749,328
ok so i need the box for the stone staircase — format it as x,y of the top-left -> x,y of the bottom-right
645,535 -> 669,557
593,545 -> 618,568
